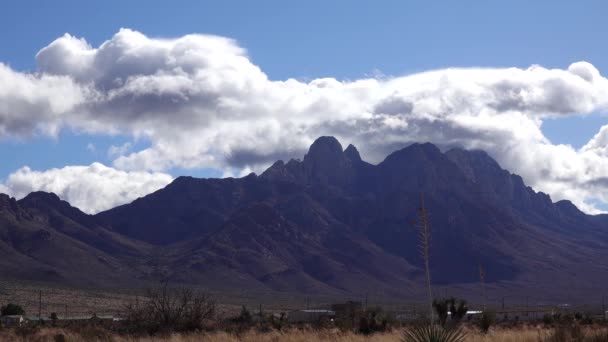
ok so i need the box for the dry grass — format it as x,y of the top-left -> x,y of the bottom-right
0,328 -> 398,342
0,326 -> 606,342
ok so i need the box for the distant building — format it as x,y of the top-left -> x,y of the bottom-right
288,309 -> 335,323
0,315 -> 24,327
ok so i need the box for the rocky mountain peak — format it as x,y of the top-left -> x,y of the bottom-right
304,136 -> 344,163
344,144 -> 362,162
21,191 -> 62,204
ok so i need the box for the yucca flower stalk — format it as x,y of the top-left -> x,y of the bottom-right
417,193 -> 433,323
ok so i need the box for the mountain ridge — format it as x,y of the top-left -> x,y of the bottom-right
1,136 -> 607,298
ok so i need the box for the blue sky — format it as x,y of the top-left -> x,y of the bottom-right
1,0 -> 608,213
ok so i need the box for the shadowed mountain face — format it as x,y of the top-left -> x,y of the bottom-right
0,192 -> 149,286
2,136 -> 608,296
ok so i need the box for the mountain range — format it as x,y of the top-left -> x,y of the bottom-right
1,136 -> 607,300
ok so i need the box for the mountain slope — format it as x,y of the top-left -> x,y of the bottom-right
96,136 -> 608,293
2,136 -> 608,297
0,193 -> 148,286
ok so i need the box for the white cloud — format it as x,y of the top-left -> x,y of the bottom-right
1,163 -> 172,214
581,125 -> 608,157
0,63 -> 87,137
86,143 -> 96,152
107,142 -> 132,158
2,29 -> 608,212
0,183 -> 9,195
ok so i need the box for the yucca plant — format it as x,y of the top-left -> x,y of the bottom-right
432,298 -> 450,326
448,298 -> 468,324
402,324 -> 467,342
416,193 -> 433,323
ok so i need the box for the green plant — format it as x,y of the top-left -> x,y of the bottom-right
236,305 -> 252,324
478,310 -> 495,334
578,313 -> 594,325
432,299 -> 450,326
359,308 -> 389,334
402,324 -> 467,342
0,303 -> 25,316
448,298 -> 468,324
50,312 -> 58,327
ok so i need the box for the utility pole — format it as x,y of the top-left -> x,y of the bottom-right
365,293 -> 368,311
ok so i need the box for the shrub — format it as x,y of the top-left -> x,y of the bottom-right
478,310 -> 495,334
543,313 -> 554,325
50,312 -> 58,327
235,305 -> 253,325
122,281 -> 215,334
334,315 -> 354,332
579,313 -> 594,325
359,307 -> 390,334
1,303 -> 25,316
448,298 -> 468,324
402,324 -> 467,342
432,299 -> 450,327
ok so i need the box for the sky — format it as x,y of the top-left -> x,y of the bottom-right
1,0 -> 608,214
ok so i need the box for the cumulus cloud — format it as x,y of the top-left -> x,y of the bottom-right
0,63 -> 87,137
582,125 -> 608,157
107,142 -> 132,158
1,163 -> 172,214
2,29 -> 608,212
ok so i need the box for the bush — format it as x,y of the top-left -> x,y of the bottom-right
432,298 -> 450,327
235,306 -> 253,325
122,282 -> 216,334
1,303 -> 25,316
334,315 -> 354,332
478,310 -> 495,334
359,307 -> 390,334
50,312 -> 58,327
579,313 -> 594,325
402,324 -> 467,342
448,298 -> 468,324
432,297 -> 468,328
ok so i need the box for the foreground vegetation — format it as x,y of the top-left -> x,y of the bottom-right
1,325 -> 608,342
3,283 -> 608,341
